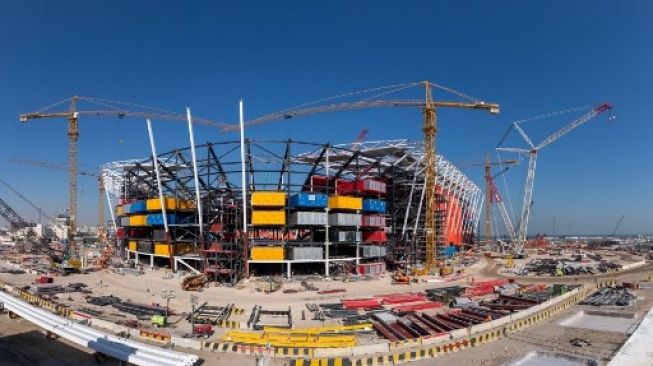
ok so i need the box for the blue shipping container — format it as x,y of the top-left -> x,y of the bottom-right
362,199 -> 386,213
130,200 -> 146,213
289,193 -> 328,208
147,213 -> 194,226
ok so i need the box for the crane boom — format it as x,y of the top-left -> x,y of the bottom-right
225,99 -> 498,131
223,81 -> 499,273
19,96 -> 226,238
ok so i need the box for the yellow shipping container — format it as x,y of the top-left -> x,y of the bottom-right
128,241 -> 137,251
129,215 -> 148,227
153,243 -> 194,256
146,197 -> 177,211
252,210 -> 286,226
328,196 -> 362,211
251,191 -> 286,207
251,246 -> 285,261
177,199 -> 196,210
116,206 -> 124,216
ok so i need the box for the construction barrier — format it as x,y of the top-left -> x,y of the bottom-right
292,358 -> 352,366
139,329 -> 171,344
215,320 -> 241,329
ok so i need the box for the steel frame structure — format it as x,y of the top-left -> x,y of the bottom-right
103,139 -> 481,280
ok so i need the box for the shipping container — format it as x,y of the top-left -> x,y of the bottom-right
329,230 -> 362,242
127,228 -> 149,239
309,175 -> 334,193
177,199 -> 196,210
328,196 -> 362,211
137,240 -> 153,253
336,179 -> 386,195
287,246 -> 323,260
251,210 -> 286,226
152,229 -> 166,241
128,241 -> 137,251
147,213 -> 194,226
251,191 -> 286,207
116,227 -> 126,239
251,246 -> 285,261
146,197 -> 177,211
122,203 -> 131,215
129,215 -> 148,227
362,199 -> 386,213
360,245 -> 387,258
120,217 -> 130,226
328,213 -> 361,227
363,230 -> 387,242
289,211 -> 327,226
154,243 -> 195,256
116,206 -> 124,216
361,214 -> 386,227
289,193 -> 328,208
130,200 -> 147,213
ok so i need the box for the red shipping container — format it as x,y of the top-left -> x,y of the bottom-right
116,227 -> 126,239
363,230 -> 387,242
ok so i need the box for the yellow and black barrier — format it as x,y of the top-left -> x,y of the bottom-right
215,319 -> 241,329
292,358 -> 352,366
275,347 -> 313,357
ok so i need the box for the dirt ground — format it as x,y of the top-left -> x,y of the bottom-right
1,255 -> 652,366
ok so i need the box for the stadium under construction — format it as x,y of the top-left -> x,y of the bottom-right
102,139 -> 482,284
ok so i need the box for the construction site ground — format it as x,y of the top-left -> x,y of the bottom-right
1,253 -> 652,366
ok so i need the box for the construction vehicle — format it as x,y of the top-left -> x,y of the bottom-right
225,81 -> 499,274
191,324 -> 214,339
151,314 -> 167,328
497,103 -> 613,255
19,96 -> 227,238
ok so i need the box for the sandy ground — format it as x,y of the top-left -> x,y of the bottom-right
1,255 -> 652,366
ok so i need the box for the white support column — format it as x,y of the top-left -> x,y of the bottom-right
324,145 -> 330,278
146,119 -> 169,234
186,108 -> 204,239
150,254 -> 154,269
239,100 -> 248,234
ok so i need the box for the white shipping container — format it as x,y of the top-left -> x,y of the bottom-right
289,212 -> 328,226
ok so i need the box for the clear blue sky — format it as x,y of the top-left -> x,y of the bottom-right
0,1 -> 651,235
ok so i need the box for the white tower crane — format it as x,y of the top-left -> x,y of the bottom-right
497,103 -> 613,254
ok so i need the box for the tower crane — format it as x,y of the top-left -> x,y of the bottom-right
464,157 -> 518,242
8,157 -> 105,234
224,81 -> 500,273
497,103 -> 613,254
19,96 -> 228,238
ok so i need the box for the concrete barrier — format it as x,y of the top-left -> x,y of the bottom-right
171,336 -> 202,350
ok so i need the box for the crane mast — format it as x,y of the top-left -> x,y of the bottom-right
422,83 -> 438,273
